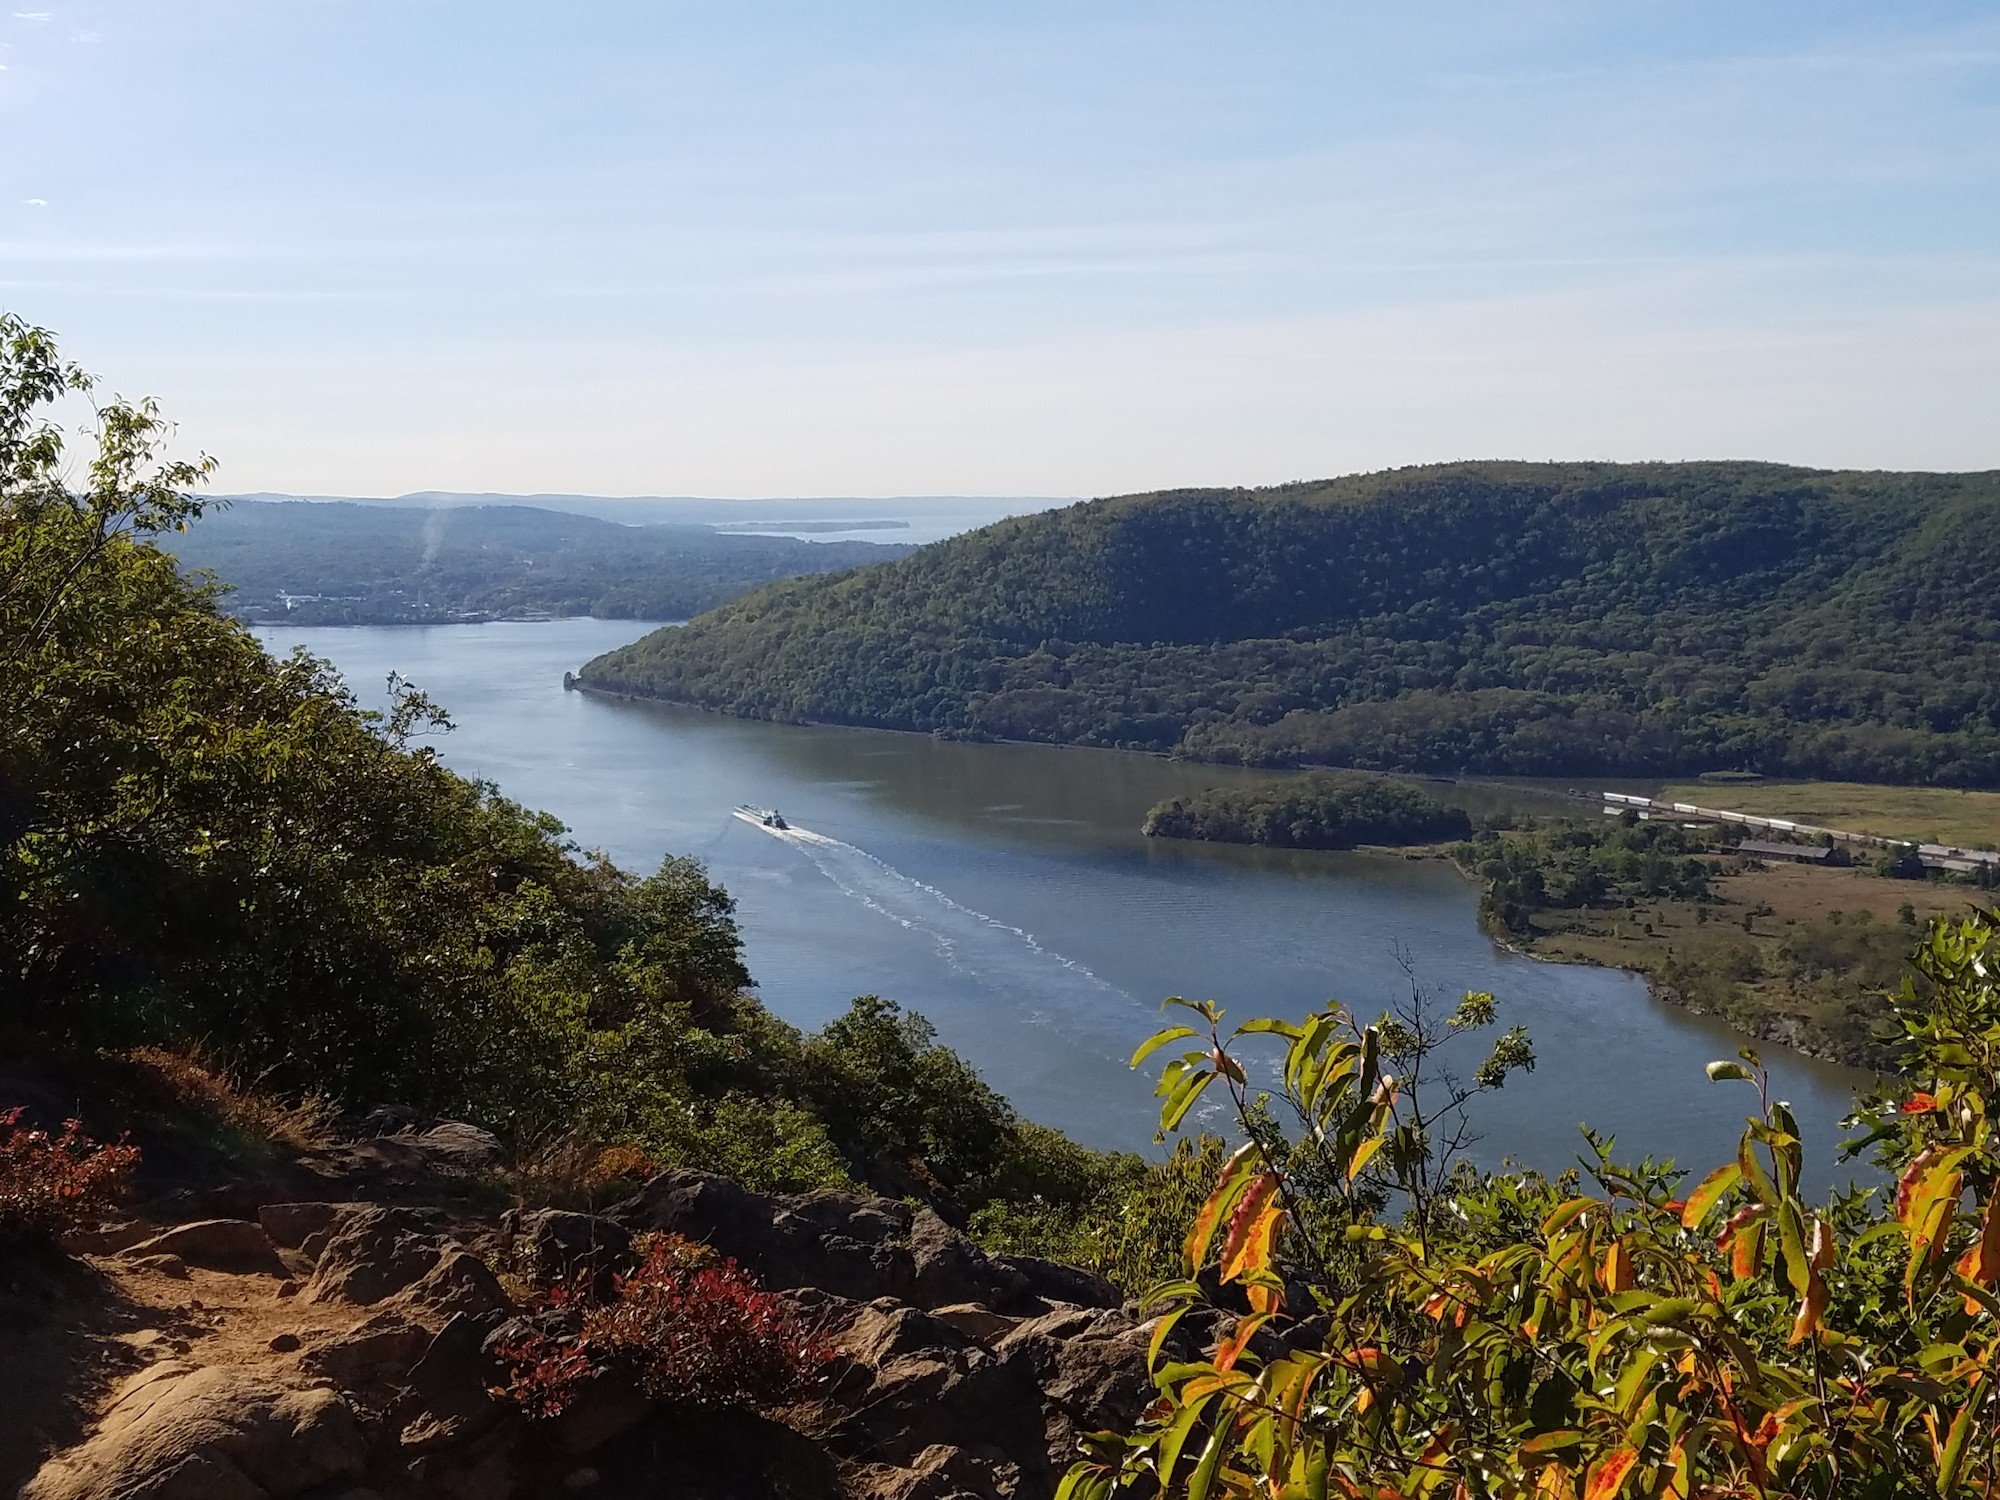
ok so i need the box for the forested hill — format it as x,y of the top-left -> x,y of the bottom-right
579,461 -> 2000,785
163,499 -> 912,623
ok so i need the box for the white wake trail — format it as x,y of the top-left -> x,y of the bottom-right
744,817 -> 1131,1008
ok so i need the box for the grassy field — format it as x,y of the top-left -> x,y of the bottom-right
1518,864 -> 1979,1068
1655,780 -> 2000,851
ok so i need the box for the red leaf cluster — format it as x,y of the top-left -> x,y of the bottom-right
497,1233 -> 832,1418
0,1106 -> 140,1243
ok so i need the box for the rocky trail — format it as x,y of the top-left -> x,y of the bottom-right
1,1113 -> 1211,1500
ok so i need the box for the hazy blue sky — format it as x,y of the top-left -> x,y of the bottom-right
3,3 -> 1995,496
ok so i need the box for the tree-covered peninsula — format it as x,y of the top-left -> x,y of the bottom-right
580,462 -> 2000,786
1143,772 -> 1470,850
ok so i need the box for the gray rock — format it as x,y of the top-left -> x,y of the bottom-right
58,1219 -> 155,1256
126,1253 -> 189,1279
395,1121 -> 505,1173
612,1169 -> 1032,1311
501,1207 -> 632,1290
993,1252 -> 1118,1311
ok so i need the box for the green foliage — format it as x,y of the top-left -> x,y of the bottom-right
582,462 -> 2000,786
1062,915 -> 2000,1499
0,316 -> 1137,1218
161,498 -> 911,624
1459,818 -> 1713,933
1144,772 -> 1471,850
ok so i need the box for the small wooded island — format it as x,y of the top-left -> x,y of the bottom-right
1142,772 -> 1472,849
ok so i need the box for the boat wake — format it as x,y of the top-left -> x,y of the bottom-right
741,815 -> 1135,1015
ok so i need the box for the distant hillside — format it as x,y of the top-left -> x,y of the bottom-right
163,500 -> 913,623
579,461 -> 2000,786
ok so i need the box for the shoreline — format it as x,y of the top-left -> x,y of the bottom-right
577,677 -> 1912,1077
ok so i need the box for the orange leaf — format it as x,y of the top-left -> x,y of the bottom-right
1184,1143 -> 1259,1270
1898,1145 -> 1947,1225
1787,1217 -> 1833,1344
1213,1311 -> 1269,1372
1718,1207 -> 1763,1279
1901,1092 -> 1938,1115
1598,1239 -> 1635,1294
1955,1183 -> 2000,1310
1584,1446 -> 1639,1500
1220,1199 -> 1284,1284
1216,1172 -> 1282,1280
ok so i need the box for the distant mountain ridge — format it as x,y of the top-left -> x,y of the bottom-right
218,491 -> 1070,536
578,460 -> 2000,786
163,498 -> 918,624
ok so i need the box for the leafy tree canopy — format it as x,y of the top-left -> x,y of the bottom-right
583,462 -> 2000,787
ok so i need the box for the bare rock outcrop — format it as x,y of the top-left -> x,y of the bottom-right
29,1169 -> 1160,1500
22,1362 -> 366,1500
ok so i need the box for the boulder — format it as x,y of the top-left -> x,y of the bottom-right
927,1303 -> 1019,1345
59,1219 -> 156,1256
501,1208 -> 632,1290
303,1206 -> 453,1307
256,1202 -> 344,1251
853,1443 -> 1022,1500
993,1253 -> 1117,1311
612,1170 -> 1033,1311
909,1209 -> 1030,1311
127,1252 -> 190,1279
301,1315 -> 434,1389
395,1122 -> 505,1174
554,1374 -> 653,1457
391,1247 -> 511,1320
297,1203 -> 382,1263
801,1299 -> 1051,1490
400,1312 -> 514,1456
22,1362 -> 365,1500
120,1220 -> 286,1276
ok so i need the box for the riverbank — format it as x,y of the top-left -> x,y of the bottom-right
1450,849 -> 1972,1069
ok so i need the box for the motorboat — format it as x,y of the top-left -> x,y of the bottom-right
732,804 -> 789,831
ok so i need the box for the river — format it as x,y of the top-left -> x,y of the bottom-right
258,617 -> 1877,1181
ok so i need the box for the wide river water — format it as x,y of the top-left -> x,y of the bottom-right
259,618 -> 1878,1181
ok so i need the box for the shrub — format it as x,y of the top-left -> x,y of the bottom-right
1062,915 -> 2000,1499
0,1108 -> 140,1245
497,1233 -> 832,1417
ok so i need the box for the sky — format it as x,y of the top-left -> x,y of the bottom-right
2,2 -> 1996,497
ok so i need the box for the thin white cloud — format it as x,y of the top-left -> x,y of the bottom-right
20,197 -> 46,207
11,12 -> 54,21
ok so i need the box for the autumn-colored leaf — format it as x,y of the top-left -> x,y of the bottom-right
1350,1345 -> 1401,1384
1788,1216 -> 1833,1344
1184,1144 -> 1259,1270
1219,1190 -> 1284,1284
1897,1146 -> 1948,1225
1212,1311 -> 1269,1373
1598,1238 -> 1635,1294
1680,1162 -> 1741,1230
1955,1183 -> 2000,1311
1900,1092 -> 1938,1115
1583,1446 -> 1638,1500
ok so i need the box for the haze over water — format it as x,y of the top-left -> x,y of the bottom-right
260,617 -> 1877,1182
